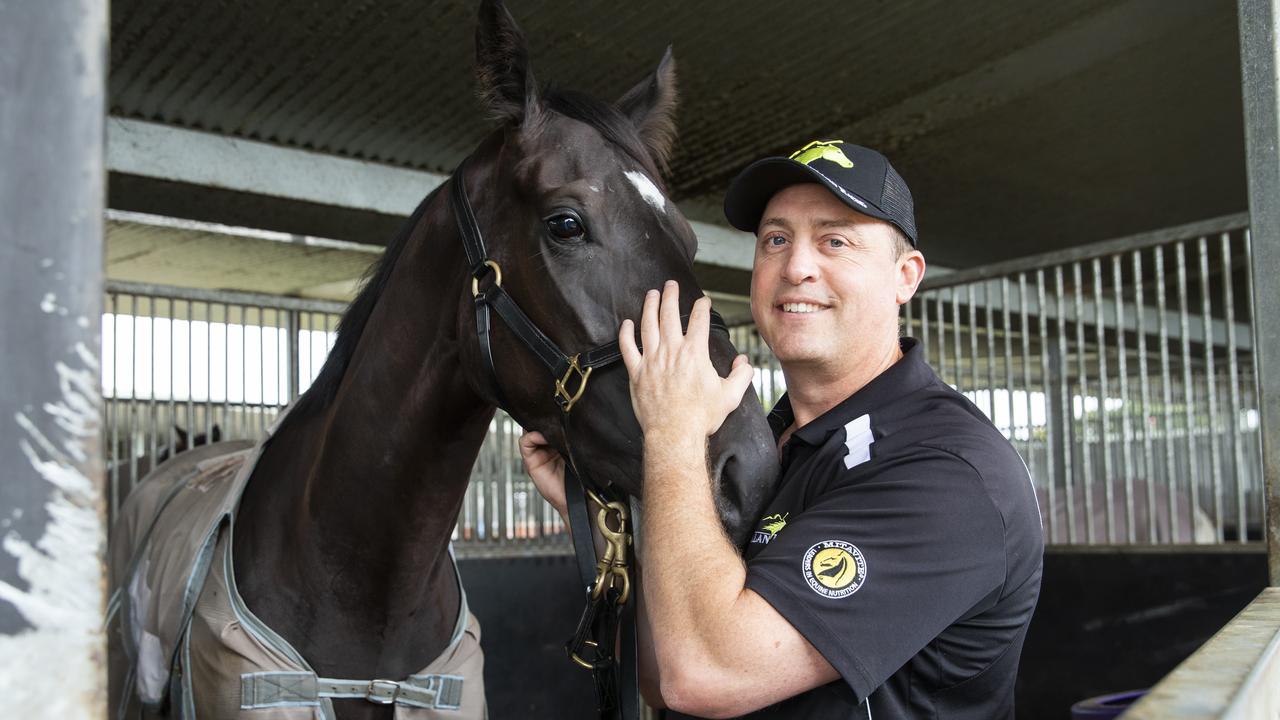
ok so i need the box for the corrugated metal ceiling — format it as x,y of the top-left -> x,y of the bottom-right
108,0 -> 1247,269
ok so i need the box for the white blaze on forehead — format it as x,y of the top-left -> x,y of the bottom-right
624,170 -> 667,213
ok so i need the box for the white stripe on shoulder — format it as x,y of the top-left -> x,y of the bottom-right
843,413 -> 874,469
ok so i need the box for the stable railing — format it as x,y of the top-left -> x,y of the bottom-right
104,213 -> 1264,551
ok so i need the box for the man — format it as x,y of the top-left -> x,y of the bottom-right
521,140 -> 1043,718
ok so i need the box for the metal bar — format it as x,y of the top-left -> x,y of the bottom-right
986,281 -> 997,420
904,293 -> 914,339
1135,250 -> 1158,543
1073,262 -> 1096,543
1056,266 -> 1076,543
1018,273 -> 1034,484
222,302 -> 231,442
129,295 -> 139,498
1222,233 -> 1246,541
110,294 -> 120,517
204,301 -> 212,443
920,292 -> 931,365
935,293 -> 948,381
168,298 -> 177,457
1092,258 -> 1115,542
107,279 -> 347,315
1176,241 -> 1200,542
287,309 -> 300,403
148,297 -> 158,467
1238,0 -> 1280,583
186,299 -> 195,445
952,289 -> 963,390
1244,230 -> 1264,543
1002,278 -> 1015,442
1113,255 -> 1136,543
1200,236 -> 1224,542
1038,270 -> 1057,542
919,213 -> 1250,292
1156,246 -> 1179,541
969,284 -> 980,402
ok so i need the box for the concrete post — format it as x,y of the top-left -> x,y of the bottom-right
0,0 -> 109,716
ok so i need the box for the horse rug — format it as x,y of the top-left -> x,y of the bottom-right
107,415 -> 487,720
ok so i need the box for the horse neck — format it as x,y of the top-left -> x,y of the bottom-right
235,196 -> 495,624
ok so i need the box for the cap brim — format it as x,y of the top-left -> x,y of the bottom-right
722,157 -> 895,233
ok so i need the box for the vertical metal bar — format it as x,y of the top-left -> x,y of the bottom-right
1176,241 -> 1201,541
204,301 -> 212,443
287,309 -> 300,403
1156,246 -> 1179,540
969,284 -> 980,402
222,303 -> 231,441
1073,262 -> 1096,543
1018,274 -> 1034,487
109,294 -> 120,516
921,292 -> 931,365
1199,236 -> 1224,542
1113,255 -> 1136,543
935,292 -> 948,382
186,299 -> 195,446
1056,266 -> 1076,543
259,306 -> 269,436
168,298 -> 177,456
129,295 -> 139,495
1222,233 -> 1246,541
986,281 -> 998,420
1135,250 -> 1158,543
148,297 -> 159,465
1092,258 -> 1115,542
904,293 -> 914,339
1038,270 -> 1057,542
952,289 -> 963,390
1003,278 -> 1015,442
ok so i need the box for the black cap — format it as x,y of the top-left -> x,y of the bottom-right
723,140 -> 918,246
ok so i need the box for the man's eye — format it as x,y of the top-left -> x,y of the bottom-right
827,237 -> 846,248
546,214 -> 586,241
765,234 -> 787,247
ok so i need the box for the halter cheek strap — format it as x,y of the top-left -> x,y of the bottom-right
450,161 -> 728,720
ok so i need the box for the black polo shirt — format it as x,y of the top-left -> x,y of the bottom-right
689,337 -> 1043,719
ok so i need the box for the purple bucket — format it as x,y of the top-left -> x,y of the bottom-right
1070,689 -> 1148,719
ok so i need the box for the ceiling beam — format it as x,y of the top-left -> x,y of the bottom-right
106,118 -> 756,271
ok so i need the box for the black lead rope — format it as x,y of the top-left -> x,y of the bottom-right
450,162 -> 728,720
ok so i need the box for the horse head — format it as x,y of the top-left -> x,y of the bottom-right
456,0 -> 779,546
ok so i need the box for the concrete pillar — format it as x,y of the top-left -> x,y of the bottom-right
0,0 -> 109,716
1239,0 -> 1280,585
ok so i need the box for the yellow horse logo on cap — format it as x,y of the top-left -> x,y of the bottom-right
789,140 -> 853,169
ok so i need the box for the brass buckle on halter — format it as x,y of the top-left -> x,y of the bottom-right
555,354 -> 594,413
470,259 -> 503,297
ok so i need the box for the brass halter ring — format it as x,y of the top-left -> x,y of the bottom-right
470,260 -> 503,297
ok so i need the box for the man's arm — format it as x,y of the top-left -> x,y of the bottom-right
618,283 -> 840,718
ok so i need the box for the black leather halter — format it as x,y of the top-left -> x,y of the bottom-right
450,162 -> 727,720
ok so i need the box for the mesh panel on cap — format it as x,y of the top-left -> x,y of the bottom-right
881,164 -> 918,244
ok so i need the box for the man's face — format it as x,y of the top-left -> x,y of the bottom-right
749,183 -> 911,378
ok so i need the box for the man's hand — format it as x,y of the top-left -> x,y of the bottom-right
518,430 -> 568,519
619,281 -> 755,442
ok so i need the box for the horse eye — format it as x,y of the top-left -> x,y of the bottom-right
546,213 -> 586,241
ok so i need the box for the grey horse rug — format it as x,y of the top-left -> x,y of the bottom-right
106,417 -> 487,720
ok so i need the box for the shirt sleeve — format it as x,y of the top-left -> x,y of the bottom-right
743,446 -> 1007,701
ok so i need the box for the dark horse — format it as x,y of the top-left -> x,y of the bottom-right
110,2 -> 779,718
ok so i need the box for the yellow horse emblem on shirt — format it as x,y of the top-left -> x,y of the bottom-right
789,140 -> 854,169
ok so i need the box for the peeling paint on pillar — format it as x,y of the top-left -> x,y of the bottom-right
0,0 -> 109,717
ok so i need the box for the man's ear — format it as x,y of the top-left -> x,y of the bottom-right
616,46 -> 678,173
475,0 -> 541,125
896,250 -> 927,305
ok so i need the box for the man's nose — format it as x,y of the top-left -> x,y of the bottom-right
781,238 -> 819,285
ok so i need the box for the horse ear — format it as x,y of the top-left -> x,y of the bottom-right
174,425 -> 188,442
211,424 -> 222,442
475,0 -> 540,124
616,46 -> 679,173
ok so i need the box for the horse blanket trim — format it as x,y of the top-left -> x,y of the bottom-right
108,408 -> 487,719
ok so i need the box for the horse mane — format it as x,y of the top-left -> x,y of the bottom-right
279,92 -> 660,426
284,186 -> 439,423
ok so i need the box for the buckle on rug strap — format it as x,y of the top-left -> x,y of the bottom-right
366,679 -> 401,705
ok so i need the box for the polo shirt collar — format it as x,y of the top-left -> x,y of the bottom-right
768,337 -> 934,445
